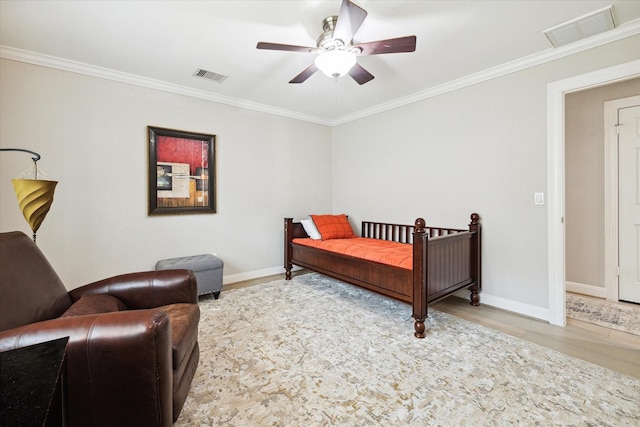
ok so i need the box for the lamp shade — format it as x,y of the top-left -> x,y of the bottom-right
11,178 -> 58,239
314,50 -> 357,79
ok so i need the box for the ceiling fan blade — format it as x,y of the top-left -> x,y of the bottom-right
354,35 -> 417,56
289,64 -> 319,84
333,0 -> 368,45
257,42 -> 316,53
348,63 -> 374,85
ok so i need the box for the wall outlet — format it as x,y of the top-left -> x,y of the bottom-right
534,192 -> 545,206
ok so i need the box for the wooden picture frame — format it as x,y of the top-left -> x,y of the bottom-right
148,126 -> 216,215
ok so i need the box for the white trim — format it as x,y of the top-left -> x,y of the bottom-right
547,59 -> 640,327
480,293 -> 549,322
336,21 -> 640,125
604,97 -> 619,302
231,270 -> 550,321
604,95 -> 640,302
453,291 -> 549,321
547,79 -> 567,327
565,281 -> 607,298
0,46 -> 332,127
1,18 -> 639,127
223,265 -> 302,285
223,266 -> 282,285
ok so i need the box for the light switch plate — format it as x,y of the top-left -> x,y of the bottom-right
534,192 -> 545,206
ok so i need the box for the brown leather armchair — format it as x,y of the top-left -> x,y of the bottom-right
0,231 -> 200,426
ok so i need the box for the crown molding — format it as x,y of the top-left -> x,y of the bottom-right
332,19 -> 640,126
0,46 -> 332,127
1,18 -> 639,127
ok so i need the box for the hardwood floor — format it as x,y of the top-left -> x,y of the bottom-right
432,295 -> 640,379
219,272 -> 640,379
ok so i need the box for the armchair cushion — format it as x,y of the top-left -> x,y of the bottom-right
61,294 -> 127,317
69,270 -> 198,308
163,303 -> 200,371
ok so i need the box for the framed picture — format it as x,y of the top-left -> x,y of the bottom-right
148,126 -> 216,215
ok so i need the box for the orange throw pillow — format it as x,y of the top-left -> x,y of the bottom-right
310,214 -> 356,240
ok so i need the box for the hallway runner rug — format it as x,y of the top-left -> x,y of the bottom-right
176,273 -> 639,426
566,293 -> 640,336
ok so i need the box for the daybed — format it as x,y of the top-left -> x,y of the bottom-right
284,213 -> 481,338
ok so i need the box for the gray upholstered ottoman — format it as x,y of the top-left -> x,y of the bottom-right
155,254 -> 223,299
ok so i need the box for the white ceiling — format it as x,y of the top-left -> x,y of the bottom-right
1,1 -> 639,125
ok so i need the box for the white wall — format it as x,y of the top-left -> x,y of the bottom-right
2,34 -> 639,318
0,59 -> 332,289
332,35 -> 640,314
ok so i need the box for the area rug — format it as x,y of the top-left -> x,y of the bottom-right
175,273 -> 640,426
566,293 -> 640,336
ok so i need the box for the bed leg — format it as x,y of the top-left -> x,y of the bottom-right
285,268 -> 292,280
414,317 -> 426,338
469,284 -> 480,306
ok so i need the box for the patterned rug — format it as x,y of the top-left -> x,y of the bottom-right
566,293 -> 640,336
175,273 -> 640,426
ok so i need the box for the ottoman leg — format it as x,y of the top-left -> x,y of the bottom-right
213,291 -> 221,300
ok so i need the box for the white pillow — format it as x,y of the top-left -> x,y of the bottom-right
301,218 -> 322,240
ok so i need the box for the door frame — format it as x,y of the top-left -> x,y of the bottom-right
547,59 -> 640,327
604,95 -> 640,302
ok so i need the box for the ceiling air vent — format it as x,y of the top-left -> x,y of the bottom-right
543,6 -> 616,48
193,68 -> 228,83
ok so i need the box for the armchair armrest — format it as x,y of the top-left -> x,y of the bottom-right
69,269 -> 198,309
0,309 -> 174,426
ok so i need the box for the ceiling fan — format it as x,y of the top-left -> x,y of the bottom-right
256,0 -> 416,85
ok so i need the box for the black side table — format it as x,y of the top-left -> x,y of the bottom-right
0,337 -> 69,427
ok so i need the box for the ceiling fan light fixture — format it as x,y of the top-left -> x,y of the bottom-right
314,50 -> 356,79
256,0 -> 415,85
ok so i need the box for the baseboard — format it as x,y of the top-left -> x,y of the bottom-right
565,281 -> 606,298
482,293 -> 549,321
223,265 -> 302,285
454,289 -> 549,322
228,269 -> 552,322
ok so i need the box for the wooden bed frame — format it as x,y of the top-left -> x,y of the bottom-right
284,214 -> 482,338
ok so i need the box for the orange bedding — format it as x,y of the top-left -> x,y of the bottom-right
292,237 -> 413,270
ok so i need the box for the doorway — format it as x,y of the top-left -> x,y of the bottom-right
565,90 -> 640,305
606,98 -> 640,303
547,59 -> 640,327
